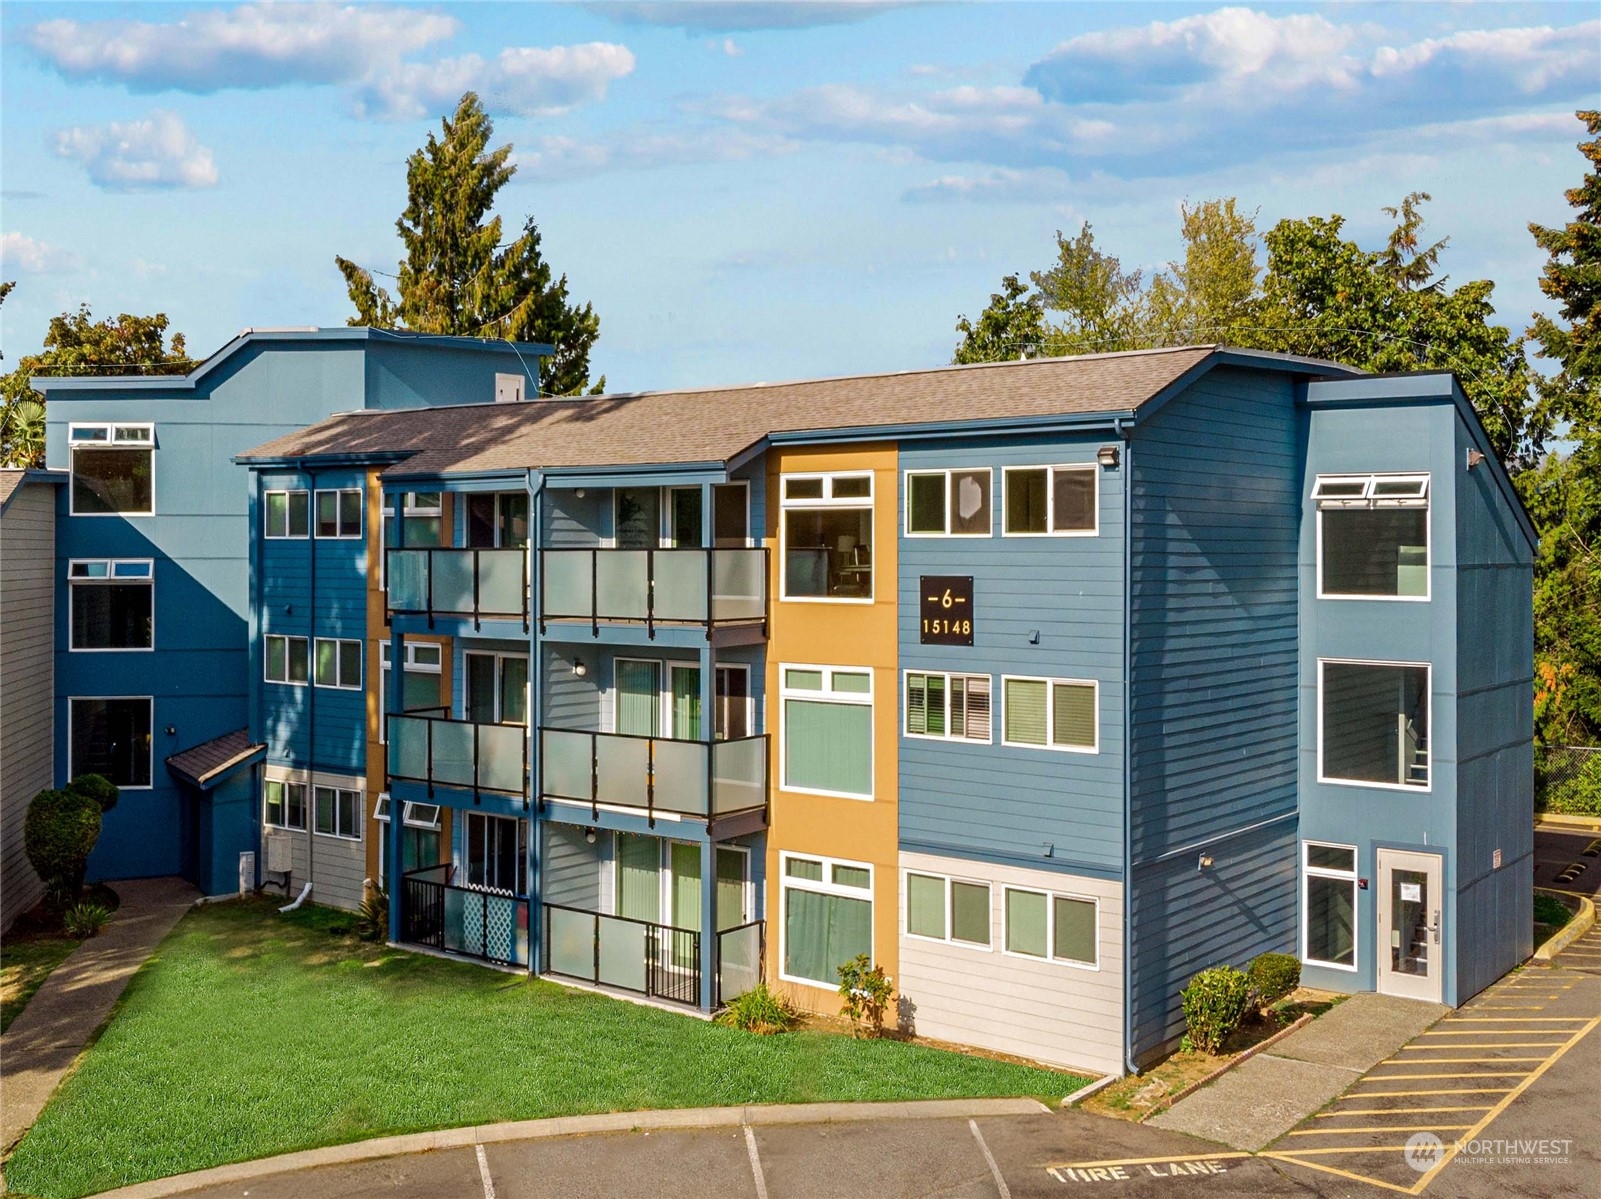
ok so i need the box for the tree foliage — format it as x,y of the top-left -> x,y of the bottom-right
953,273 -> 1047,364
337,92 -> 602,396
0,303 -> 192,468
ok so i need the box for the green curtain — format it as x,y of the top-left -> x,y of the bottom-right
1005,889 -> 1047,957
784,699 -> 871,795
951,881 -> 990,945
784,888 -> 871,986
615,661 -> 661,736
615,833 -> 660,922
1004,679 -> 1047,745
672,667 -> 702,740
906,873 -> 945,939
716,848 -> 745,930
500,657 -> 529,724
1053,896 -> 1096,963
1052,683 -> 1096,748
670,842 -> 701,931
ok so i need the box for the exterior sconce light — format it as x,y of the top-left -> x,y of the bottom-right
585,828 -> 597,844
1466,449 -> 1485,470
1198,854 -> 1215,871
574,488 -> 586,498
1097,445 -> 1121,468
573,658 -> 587,678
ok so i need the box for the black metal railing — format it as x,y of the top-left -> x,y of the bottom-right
387,713 -> 529,800
715,920 -> 764,1007
386,546 -> 529,630
542,902 -> 700,1006
537,727 -> 767,825
400,863 -> 530,966
539,546 -> 767,638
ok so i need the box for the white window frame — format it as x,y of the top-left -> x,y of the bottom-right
379,491 -> 443,585
1001,886 -> 1100,970
373,795 -> 443,887
263,778 -> 309,831
779,471 -> 876,604
1314,473 -> 1432,603
314,637 -> 363,690
779,663 -> 875,800
778,850 -> 875,988
902,869 -> 993,951
314,487 -> 363,539
67,695 -> 154,791
1301,840 -> 1359,973
263,489 -> 310,539
312,783 -> 363,841
1315,657 -> 1432,792
67,559 -> 154,653
1001,463 -> 1098,538
999,675 -> 1099,754
68,422 -> 155,517
265,634 -> 310,686
902,670 -> 992,743
903,468 -> 993,538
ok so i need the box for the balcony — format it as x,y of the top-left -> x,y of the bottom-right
539,547 -> 767,636
387,547 -> 528,628
541,906 -> 764,1009
538,727 -> 767,829
400,863 -> 529,967
387,713 -> 528,798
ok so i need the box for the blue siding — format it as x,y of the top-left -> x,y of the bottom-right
897,435 -> 1126,878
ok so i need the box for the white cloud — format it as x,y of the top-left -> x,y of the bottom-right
54,112 -> 219,191
356,43 -> 636,119
0,232 -> 81,274
516,128 -> 795,181
903,167 -> 1076,205
588,2 -> 911,33
27,2 -> 457,92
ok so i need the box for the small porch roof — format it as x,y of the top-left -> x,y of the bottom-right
165,729 -> 266,791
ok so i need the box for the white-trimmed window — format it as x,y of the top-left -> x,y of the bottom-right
781,472 -> 874,600
781,665 -> 873,798
1002,464 -> 1096,536
1001,676 -> 1097,752
905,871 -> 991,948
314,638 -> 362,690
264,490 -> 310,539
69,423 -> 154,515
69,697 -> 152,788
264,779 -> 308,830
781,852 -> 873,987
1313,473 -> 1429,600
1318,659 -> 1430,789
382,491 -> 443,547
1303,842 -> 1358,970
374,795 -> 442,885
265,634 -> 310,685
905,468 -> 992,537
68,559 -> 153,651
313,785 -> 362,840
315,488 -> 362,539
904,672 -> 990,742
1003,887 -> 1098,968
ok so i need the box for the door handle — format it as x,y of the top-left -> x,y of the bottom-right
1429,910 -> 1440,944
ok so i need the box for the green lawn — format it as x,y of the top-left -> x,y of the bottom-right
5,900 -> 1086,1199
1,935 -> 80,1033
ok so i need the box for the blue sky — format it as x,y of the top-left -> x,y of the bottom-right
2,1 -> 1597,391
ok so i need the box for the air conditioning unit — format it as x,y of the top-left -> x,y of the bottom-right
265,833 -> 294,874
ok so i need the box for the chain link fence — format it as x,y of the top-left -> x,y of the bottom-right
1535,745 -> 1601,816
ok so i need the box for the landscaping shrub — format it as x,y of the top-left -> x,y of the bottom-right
354,889 -> 389,942
1180,965 -> 1253,1054
1534,892 -> 1574,931
66,772 -> 120,814
1247,952 -> 1302,1009
63,902 -> 113,939
23,788 -> 102,909
716,983 -> 799,1035
837,955 -> 895,1037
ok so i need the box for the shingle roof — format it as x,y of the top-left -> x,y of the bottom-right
239,345 -> 1239,475
0,468 -> 67,512
165,729 -> 266,790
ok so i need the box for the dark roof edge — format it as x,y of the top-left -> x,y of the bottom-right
165,741 -> 266,791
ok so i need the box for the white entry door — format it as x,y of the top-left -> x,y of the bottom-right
1376,849 -> 1444,1002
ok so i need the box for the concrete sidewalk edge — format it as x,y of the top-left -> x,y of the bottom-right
78,1097 -> 1052,1199
1533,889 -> 1597,961
1535,814 -> 1601,834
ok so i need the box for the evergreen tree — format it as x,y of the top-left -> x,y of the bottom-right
337,92 -> 602,396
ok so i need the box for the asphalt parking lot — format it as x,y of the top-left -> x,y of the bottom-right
1533,827 -> 1601,897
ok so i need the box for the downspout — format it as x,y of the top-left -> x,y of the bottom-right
300,458 -> 318,905
252,477 -> 265,893
525,468 -> 545,975
1117,418 -> 1139,1078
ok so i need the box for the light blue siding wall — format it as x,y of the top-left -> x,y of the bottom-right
896,435 -> 1126,878
1297,399 -> 1462,1000
1452,414 -> 1535,1000
1127,366 -> 1304,1059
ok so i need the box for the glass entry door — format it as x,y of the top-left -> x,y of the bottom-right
1376,848 -> 1443,1002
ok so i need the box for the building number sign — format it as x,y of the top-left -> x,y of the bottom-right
920,575 -> 974,645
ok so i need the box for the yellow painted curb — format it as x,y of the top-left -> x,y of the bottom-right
1532,888 -> 1597,962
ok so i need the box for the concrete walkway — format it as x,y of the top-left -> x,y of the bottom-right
1,877 -> 197,1153
1149,991 -> 1449,1150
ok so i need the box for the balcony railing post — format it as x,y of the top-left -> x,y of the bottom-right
426,548 -> 435,629
646,548 -> 656,640
425,718 -> 435,799
590,549 -> 598,637
589,731 -> 599,821
472,721 -> 482,806
646,738 -> 656,828
521,546 -> 530,633
704,547 -> 714,639
472,548 -> 482,632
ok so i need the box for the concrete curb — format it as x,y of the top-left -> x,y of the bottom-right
82,1098 -> 1051,1199
1062,1074 -> 1118,1108
1533,889 -> 1597,962
1137,1013 -> 1316,1124
1535,814 -> 1601,833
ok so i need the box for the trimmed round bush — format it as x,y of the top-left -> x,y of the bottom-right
23,788 -> 102,908
1181,965 -> 1253,1054
67,772 -> 120,813
1247,952 -> 1302,1008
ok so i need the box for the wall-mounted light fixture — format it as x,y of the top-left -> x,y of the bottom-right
1466,448 -> 1485,470
1097,445 -> 1121,468
165,725 -> 178,737
573,658 -> 588,678
585,827 -> 597,844
1198,854 -> 1214,871
1028,629 -> 1041,645
575,488 -> 586,499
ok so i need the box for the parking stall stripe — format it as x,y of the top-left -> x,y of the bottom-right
968,1120 -> 1011,1199
742,1124 -> 769,1199
475,1144 -> 495,1199
1258,1153 -> 1420,1196
1317,1106 -> 1492,1116
1287,1125 -> 1476,1136
1349,1087 -> 1517,1096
